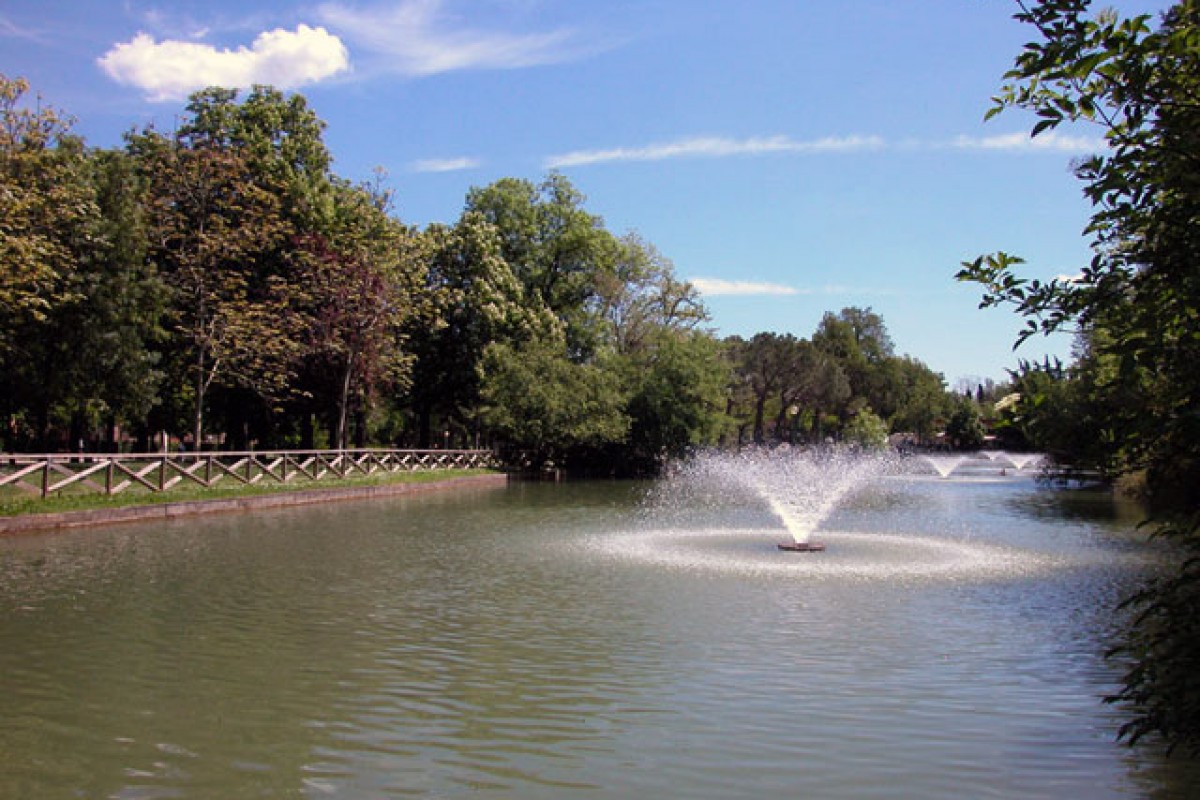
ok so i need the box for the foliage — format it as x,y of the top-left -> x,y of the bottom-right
958,0 -> 1200,752
944,399 -> 986,451
479,335 -> 629,469
297,180 -> 427,449
1,77 -> 967,483
842,407 -> 889,450
465,173 -> 617,358
1107,515 -> 1200,753
139,135 -> 297,446
408,211 -> 556,447
623,330 -> 732,472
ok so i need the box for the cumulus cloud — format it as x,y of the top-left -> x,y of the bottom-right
410,156 -> 481,173
98,24 -> 350,101
545,134 -> 884,168
690,278 -> 801,297
316,0 -> 586,76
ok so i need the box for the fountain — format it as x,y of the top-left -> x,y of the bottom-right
921,454 -> 967,478
656,448 -> 890,553
622,448 -> 1110,581
1000,452 -> 1043,471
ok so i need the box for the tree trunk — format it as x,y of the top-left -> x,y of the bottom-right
335,353 -> 354,451
417,401 -> 432,449
193,348 -> 206,451
300,412 -> 314,450
753,395 -> 767,445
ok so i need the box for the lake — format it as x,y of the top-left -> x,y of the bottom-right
2,462 -> 1198,798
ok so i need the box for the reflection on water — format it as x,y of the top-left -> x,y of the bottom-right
1,476 -> 1198,798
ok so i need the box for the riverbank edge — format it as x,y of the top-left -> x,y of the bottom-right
0,472 -> 511,535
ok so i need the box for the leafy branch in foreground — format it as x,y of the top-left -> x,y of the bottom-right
959,0 -> 1200,753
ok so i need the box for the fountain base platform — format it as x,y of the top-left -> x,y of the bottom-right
778,541 -> 826,552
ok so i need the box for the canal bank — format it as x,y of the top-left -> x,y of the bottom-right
0,472 -> 509,535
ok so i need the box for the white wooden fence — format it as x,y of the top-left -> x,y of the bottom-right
0,449 -> 498,499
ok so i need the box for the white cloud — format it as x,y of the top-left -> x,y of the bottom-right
0,15 -> 41,41
950,131 -> 1104,154
317,0 -> 585,76
410,156 -> 481,173
98,24 -> 350,102
545,134 -> 885,168
691,278 -> 801,297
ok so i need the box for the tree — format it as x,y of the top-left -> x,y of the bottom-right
465,173 -> 618,358
178,85 -> 333,228
944,399 -> 986,451
0,75 -> 92,354
623,330 -> 731,472
408,211 -> 557,448
887,357 -> 952,444
478,335 -> 629,470
594,233 -> 708,355
139,136 -> 296,448
298,180 -> 428,450
843,407 -> 889,450
957,0 -> 1200,752
729,333 -> 794,445
812,307 -> 897,418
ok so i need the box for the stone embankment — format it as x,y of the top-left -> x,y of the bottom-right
0,473 -> 509,535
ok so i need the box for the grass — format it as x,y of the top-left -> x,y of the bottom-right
0,468 -> 502,518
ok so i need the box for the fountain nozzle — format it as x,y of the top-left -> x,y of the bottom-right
778,541 -> 826,552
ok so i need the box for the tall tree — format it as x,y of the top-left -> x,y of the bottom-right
479,335 -> 629,470
594,233 -> 708,355
139,136 -> 296,447
298,180 -> 428,450
409,211 -> 556,448
0,76 -> 108,447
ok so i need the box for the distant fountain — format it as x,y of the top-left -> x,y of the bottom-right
1005,453 -> 1044,471
922,454 -> 967,478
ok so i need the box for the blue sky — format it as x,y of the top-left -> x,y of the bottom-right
2,0 -> 1172,386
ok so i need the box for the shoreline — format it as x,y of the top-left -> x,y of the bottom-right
0,472 -> 510,536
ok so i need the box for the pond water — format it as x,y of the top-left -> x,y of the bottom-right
2,466 -> 1198,798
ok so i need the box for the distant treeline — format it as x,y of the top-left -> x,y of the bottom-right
1,75 -> 994,474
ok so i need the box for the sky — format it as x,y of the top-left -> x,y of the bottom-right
2,0 -> 1173,387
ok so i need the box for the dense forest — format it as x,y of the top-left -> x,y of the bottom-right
0,74 -> 988,474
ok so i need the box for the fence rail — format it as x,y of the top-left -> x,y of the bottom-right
0,449 -> 499,499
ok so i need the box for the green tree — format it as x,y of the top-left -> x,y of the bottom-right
479,335 -> 629,470
465,173 -> 618,358
594,233 -> 708,355
0,75 -> 92,356
957,0 -> 1200,752
888,357 -> 952,444
409,211 -> 557,448
178,86 -> 333,227
623,330 -> 731,472
944,399 -> 986,451
842,407 -> 889,450
139,135 -> 296,447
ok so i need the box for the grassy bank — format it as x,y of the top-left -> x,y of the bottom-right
0,468 -> 501,518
